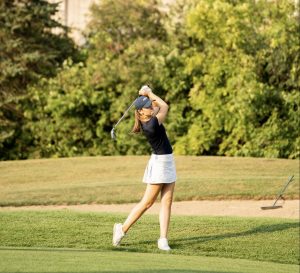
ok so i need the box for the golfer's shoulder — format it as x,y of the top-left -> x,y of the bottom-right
144,116 -> 159,128
151,115 -> 161,127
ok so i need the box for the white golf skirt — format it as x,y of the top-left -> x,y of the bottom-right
143,154 -> 176,184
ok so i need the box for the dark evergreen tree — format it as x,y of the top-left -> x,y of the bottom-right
0,0 -> 81,159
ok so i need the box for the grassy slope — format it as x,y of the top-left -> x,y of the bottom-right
0,248 -> 298,273
0,211 -> 298,265
0,156 -> 299,206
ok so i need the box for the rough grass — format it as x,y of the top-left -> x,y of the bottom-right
0,156 -> 298,206
0,211 -> 298,265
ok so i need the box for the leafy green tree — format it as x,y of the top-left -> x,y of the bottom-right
23,61 -> 113,158
86,0 -> 169,155
11,0 -> 299,159
22,0 -> 169,157
0,0 -> 80,159
173,0 -> 299,158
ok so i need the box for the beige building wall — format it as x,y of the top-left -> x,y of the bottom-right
49,0 -> 97,45
49,0 -> 176,45
49,0 -> 299,45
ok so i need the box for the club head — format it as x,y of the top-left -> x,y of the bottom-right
261,205 -> 283,210
111,128 -> 116,141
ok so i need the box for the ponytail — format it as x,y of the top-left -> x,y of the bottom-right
132,110 -> 142,133
132,109 -> 154,134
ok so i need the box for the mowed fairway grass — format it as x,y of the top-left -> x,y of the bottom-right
0,156 -> 299,206
0,211 -> 299,273
0,156 -> 299,273
1,248 -> 298,273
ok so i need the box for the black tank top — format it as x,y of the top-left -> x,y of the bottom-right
141,116 -> 173,155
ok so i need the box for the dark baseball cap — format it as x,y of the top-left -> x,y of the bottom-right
134,96 -> 152,110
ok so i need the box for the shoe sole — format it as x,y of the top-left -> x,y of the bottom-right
113,223 -> 123,247
158,247 -> 171,251
112,223 -> 118,247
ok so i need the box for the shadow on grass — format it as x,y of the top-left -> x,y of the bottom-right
174,222 -> 298,247
135,222 -> 299,248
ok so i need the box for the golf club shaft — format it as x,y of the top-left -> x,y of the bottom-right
113,98 -> 137,129
273,175 -> 294,206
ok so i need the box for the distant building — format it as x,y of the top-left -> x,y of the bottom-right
49,0 -> 299,45
49,0 -> 97,45
49,0 -> 175,45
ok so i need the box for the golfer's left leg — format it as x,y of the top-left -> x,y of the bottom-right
159,182 -> 175,239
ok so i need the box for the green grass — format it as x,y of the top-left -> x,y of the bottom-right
0,156 -> 298,206
1,157 -> 298,273
0,211 -> 298,265
0,247 -> 299,273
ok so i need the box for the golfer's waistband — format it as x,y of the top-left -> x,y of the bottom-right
150,153 -> 174,160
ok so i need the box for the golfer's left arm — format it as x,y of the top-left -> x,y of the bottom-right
147,92 -> 169,125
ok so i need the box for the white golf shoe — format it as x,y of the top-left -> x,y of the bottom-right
112,223 -> 125,247
158,238 -> 171,251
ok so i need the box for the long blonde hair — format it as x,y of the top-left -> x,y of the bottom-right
132,110 -> 153,133
132,110 -> 142,133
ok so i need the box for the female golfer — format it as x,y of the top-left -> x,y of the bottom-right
112,85 -> 176,251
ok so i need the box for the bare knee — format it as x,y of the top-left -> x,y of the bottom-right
161,196 -> 173,208
140,200 -> 155,210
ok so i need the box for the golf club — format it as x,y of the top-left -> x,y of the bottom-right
110,98 -> 138,141
260,175 -> 294,210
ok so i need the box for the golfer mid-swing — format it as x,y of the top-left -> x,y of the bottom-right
113,85 -> 176,251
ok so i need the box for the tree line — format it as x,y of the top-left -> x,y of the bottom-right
0,0 -> 299,160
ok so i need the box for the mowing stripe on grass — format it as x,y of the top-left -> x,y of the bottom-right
0,247 -> 299,273
0,156 -> 298,206
0,211 -> 298,265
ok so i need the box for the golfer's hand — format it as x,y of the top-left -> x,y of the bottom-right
139,85 -> 152,96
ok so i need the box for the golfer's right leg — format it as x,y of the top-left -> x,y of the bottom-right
113,184 -> 162,246
123,184 -> 162,233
